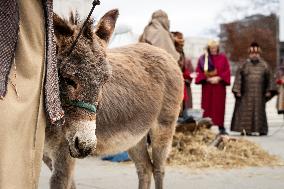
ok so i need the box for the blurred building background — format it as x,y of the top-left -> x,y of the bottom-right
219,14 -> 278,74
108,24 -> 138,48
54,0 -> 282,70
184,37 -> 209,67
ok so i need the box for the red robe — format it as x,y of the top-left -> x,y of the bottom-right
195,53 -> 231,127
183,67 -> 191,102
184,58 -> 194,109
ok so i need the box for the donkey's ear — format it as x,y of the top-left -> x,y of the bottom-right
95,9 -> 119,44
53,13 -> 74,38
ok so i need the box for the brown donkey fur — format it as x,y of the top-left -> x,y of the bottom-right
44,9 -> 183,189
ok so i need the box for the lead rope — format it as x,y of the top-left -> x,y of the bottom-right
67,0 -> 100,56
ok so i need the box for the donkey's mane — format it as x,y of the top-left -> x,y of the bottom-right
69,11 -> 81,25
67,11 -> 95,28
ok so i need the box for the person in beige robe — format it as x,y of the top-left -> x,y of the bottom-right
139,10 -> 180,61
0,0 -> 63,188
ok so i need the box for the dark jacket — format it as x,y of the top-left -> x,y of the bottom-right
0,0 -> 64,124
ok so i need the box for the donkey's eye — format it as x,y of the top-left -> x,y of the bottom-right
64,78 -> 77,89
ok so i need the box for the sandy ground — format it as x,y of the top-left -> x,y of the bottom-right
39,124 -> 284,189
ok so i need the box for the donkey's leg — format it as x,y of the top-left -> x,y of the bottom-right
42,152 -> 76,189
43,153 -> 53,171
50,142 -> 77,189
150,122 -> 175,189
128,136 -> 153,189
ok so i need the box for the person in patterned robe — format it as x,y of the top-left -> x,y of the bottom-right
231,42 -> 277,136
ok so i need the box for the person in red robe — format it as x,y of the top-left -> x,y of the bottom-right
195,40 -> 231,134
171,31 -> 194,121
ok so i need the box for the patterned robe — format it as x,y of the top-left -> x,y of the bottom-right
231,59 -> 277,134
0,0 -> 64,124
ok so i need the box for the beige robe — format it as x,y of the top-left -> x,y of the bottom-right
277,76 -> 284,114
0,0 -> 46,188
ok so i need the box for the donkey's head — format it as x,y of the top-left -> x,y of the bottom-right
54,9 -> 119,158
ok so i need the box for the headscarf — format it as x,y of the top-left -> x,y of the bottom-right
139,10 -> 179,61
198,40 -> 219,76
249,42 -> 262,54
171,31 -> 185,54
150,10 -> 170,30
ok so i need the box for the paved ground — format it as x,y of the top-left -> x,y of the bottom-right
39,124 -> 284,189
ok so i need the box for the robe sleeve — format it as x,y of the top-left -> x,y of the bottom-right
183,68 -> 191,80
185,58 -> 194,73
265,65 -> 278,99
195,57 -> 207,84
218,55 -> 231,85
183,67 -> 192,86
232,64 -> 242,95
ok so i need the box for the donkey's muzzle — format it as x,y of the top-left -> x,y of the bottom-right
67,120 -> 97,159
69,136 -> 94,158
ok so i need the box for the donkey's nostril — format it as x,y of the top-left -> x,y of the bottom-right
64,77 -> 78,89
73,137 -> 92,157
75,136 -> 80,150
85,147 -> 92,155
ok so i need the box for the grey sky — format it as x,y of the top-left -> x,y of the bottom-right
55,0 -> 229,37
96,0 -> 226,37
76,0 -> 225,37
55,0 -> 281,38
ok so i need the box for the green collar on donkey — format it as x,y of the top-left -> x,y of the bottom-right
67,100 -> 97,113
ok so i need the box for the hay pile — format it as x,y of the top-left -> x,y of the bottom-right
168,124 -> 282,168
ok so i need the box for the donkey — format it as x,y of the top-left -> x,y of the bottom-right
44,9 -> 183,189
